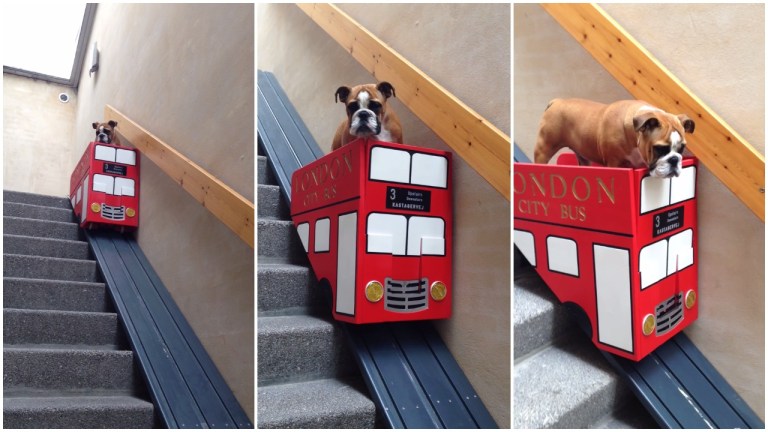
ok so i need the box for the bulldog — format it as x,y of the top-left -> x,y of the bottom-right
92,120 -> 121,146
332,82 -> 403,151
534,98 -> 695,178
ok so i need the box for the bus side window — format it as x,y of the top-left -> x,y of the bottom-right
546,236 -> 579,277
367,213 -> 407,255
315,218 -> 330,252
411,154 -> 448,188
296,223 -> 310,253
514,230 -> 536,267
407,217 -> 445,256
667,229 -> 694,274
95,145 -> 116,162
370,147 -> 410,184
640,176 -> 671,213
640,239 -> 668,289
93,174 -> 115,194
671,166 -> 696,204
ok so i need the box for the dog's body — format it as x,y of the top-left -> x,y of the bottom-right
534,98 -> 695,178
92,120 -> 121,146
332,82 -> 402,151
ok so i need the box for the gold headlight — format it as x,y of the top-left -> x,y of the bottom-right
642,314 -> 656,336
430,281 -> 447,301
126,208 -> 136,218
685,290 -> 697,309
365,281 -> 384,303
90,203 -> 101,213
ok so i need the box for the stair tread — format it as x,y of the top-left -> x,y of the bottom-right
3,191 -> 72,209
258,314 -> 335,332
258,377 -> 375,429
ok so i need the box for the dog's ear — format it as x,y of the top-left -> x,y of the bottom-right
377,82 -> 396,99
633,112 -> 660,133
677,114 -> 695,134
335,86 -> 352,104
92,122 -> 99,130
108,120 -> 118,128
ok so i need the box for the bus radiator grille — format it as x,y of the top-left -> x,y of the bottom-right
655,293 -> 684,335
101,204 -> 126,221
384,278 -> 428,312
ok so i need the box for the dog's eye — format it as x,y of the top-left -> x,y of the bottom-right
679,144 -> 686,154
347,102 -> 359,115
368,101 -> 382,113
654,145 -> 671,157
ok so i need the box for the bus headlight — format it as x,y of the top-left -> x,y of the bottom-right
642,314 -> 656,336
365,281 -> 384,303
90,203 -> 101,213
126,208 -> 136,218
430,281 -> 447,301
685,290 -> 696,309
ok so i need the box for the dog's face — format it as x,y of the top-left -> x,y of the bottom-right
93,120 -> 118,144
335,82 -> 395,138
633,111 -> 695,178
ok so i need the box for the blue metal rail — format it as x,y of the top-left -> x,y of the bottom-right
258,69 -> 498,428
85,230 -> 252,428
514,143 -> 763,428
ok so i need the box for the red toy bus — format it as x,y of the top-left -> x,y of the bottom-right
514,153 -> 698,361
291,138 -> 452,324
70,141 -> 140,230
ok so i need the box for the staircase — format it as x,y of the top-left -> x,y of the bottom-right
513,250 -> 655,428
3,190 -> 155,429
256,153 -> 376,428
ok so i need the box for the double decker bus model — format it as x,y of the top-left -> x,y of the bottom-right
514,153 -> 698,361
70,141 -> 139,230
291,138 -> 452,324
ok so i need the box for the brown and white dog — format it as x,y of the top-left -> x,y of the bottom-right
534,98 -> 695,178
92,120 -> 121,146
332,82 -> 402,151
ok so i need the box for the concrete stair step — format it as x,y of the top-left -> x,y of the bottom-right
258,184 -> 289,220
257,261 -> 320,314
4,216 -> 81,241
4,190 -> 72,209
4,201 -> 76,223
4,347 -> 138,392
513,336 -> 629,429
3,278 -> 111,313
257,219 -> 306,261
257,377 -> 376,429
257,315 -> 355,384
4,234 -> 90,260
514,265 -> 574,359
4,392 -> 155,429
4,254 -> 99,283
4,308 -> 123,347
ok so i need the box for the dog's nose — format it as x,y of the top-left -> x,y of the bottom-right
668,155 -> 680,166
357,111 -> 371,120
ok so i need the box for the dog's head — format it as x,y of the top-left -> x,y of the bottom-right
335,82 -> 396,138
93,120 -> 118,144
633,109 -> 695,178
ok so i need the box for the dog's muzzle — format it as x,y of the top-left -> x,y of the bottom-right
97,133 -> 112,144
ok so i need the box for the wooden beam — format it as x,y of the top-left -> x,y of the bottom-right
298,3 -> 511,201
105,105 -> 255,248
542,3 -> 765,221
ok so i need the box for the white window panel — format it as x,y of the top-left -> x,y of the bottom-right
337,213 -> 358,315
296,223 -> 309,253
640,176 -> 670,213
594,245 -> 633,353
407,216 -> 445,256
514,230 -> 536,267
640,239 -> 668,289
547,237 -> 579,276
114,177 -> 135,196
367,213 -> 407,255
92,174 -> 114,194
668,229 -> 694,274
671,166 -> 696,204
116,149 -> 136,166
315,218 -> 330,252
370,147 -> 410,183
411,153 -> 448,188
94,145 -> 116,162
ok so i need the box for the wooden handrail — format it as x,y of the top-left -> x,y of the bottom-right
542,3 -> 765,221
105,105 -> 255,248
297,4 -> 511,201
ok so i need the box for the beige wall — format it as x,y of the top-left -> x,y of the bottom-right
73,4 -> 254,419
3,74 -> 78,195
258,3 -> 511,426
515,3 -> 764,418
